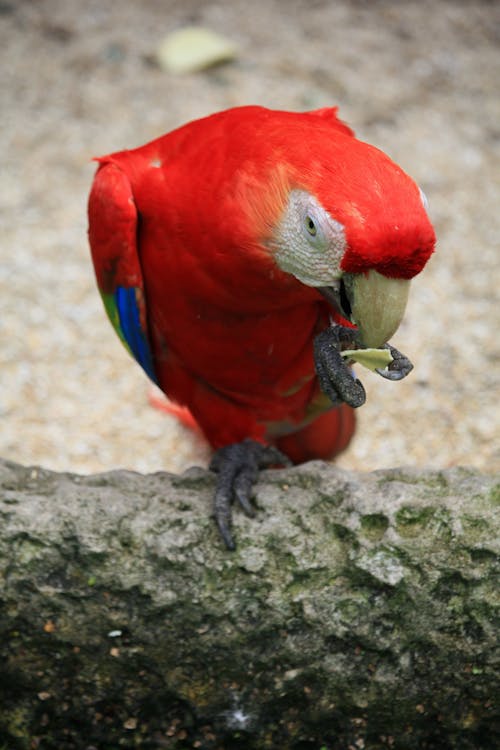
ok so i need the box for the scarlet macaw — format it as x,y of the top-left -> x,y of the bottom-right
88,106 -> 435,548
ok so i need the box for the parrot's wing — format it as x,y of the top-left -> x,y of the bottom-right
88,160 -> 157,384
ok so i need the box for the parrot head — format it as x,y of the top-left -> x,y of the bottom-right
257,117 -> 436,347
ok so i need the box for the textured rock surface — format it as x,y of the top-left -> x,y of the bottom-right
0,459 -> 498,749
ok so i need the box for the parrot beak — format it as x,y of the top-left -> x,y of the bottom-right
320,270 -> 411,348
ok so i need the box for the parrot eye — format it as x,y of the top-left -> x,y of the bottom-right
305,215 -> 317,237
300,202 -> 331,250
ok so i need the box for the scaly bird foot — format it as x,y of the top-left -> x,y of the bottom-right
375,343 -> 414,381
209,439 -> 291,550
314,326 -> 366,408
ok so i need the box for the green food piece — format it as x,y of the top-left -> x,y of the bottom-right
341,347 -> 393,372
156,27 -> 238,73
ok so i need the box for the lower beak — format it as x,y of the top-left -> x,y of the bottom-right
320,270 -> 411,348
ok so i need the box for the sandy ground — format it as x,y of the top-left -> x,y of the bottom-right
1,0 -> 499,477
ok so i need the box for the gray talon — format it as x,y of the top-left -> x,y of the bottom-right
375,344 -> 414,381
210,439 -> 291,550
314,326 -> 366,408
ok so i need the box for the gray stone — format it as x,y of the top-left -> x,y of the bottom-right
0,458 -> 498,748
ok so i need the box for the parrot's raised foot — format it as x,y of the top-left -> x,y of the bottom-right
209,439 -> 291,550
375,344 -> 414,381
314,327 -> 366,408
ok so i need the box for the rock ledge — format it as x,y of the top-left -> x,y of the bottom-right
0,459 -> 498,749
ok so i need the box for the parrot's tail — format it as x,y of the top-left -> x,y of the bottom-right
148,386 -> 201,433
275,404 -> 356,464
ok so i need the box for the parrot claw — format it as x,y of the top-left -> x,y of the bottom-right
375,344 -> 414,381
314,327 -> 366,408
209,439 -> 292,550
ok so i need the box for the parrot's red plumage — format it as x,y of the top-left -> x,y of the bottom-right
88,105 -> 435,548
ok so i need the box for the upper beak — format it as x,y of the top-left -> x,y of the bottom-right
319,270 -> 411,348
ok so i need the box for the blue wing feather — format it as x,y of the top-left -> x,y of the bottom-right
114,286 -> 158,384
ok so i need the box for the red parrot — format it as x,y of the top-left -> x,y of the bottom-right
88,106 -> 435,548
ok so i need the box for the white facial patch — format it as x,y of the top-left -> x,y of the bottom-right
270,189 -> 347,287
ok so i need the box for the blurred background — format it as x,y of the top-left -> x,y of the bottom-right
1,0 -> 499,476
